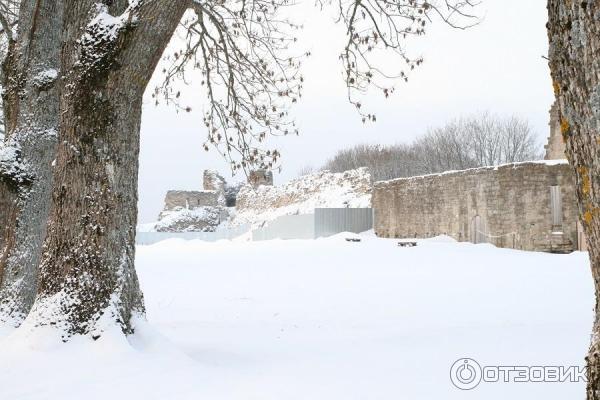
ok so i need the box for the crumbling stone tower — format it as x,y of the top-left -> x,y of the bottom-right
248,169 -> 274,188
545,101 -> 566,160
203,170 -> 226,192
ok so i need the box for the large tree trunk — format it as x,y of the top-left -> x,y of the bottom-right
547,1 -> 600,398
0,0 -> 63,325
23,0 -> 188,337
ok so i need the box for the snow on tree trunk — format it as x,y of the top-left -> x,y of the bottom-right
547,2 -> 600,398
0,0 -> 63,326
22,0 -> 187,338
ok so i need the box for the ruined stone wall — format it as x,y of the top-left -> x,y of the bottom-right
248,169 -> 273,188
203,170 -> 226,206
373,162 -> 579,253
545,101 -> 566,160
233,168 -> 372,227
163,190 -> 219,211
203,170 -> 226,192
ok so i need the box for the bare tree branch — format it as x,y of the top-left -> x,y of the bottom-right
337,0 -> 479,121
0,0 -> 19,45
153,0 -> 478,174
154,0 -> 304,174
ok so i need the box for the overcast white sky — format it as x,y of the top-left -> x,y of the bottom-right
138,0 -> 553,223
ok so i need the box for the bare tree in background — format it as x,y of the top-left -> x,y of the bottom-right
498,116 -> 541,164
322,113 -> 542,181
0,0 -> 476,338
297,165 -> 316,177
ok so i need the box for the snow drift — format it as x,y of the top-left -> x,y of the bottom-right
0,233 -> 592,400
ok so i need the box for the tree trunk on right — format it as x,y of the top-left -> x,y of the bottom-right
547,2 -> 600,398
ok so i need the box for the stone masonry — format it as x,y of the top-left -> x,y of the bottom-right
543,100 -> 587,250
545,101 -> 566,160
203,169 -> 226,192
248,169 -> 274,188
203,170 -> 227,206
372,162 -> 579,253
163,190 -> 219,211
156,170 -> 244,232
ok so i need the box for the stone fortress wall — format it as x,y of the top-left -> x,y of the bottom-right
163,190 -> 220,211
155,169 -> 272,232
154,101 -> 587,253
545,101 -> 566,160
248,169 -> 274,189
372,162 -> 578,252
372,101 -> 585,253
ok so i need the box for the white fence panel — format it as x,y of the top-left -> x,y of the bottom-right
138,209 -> 373,244
252,208 -> 373,241
314,208 -> 373,238
252,214 -> 315,241
136,224 -> 250,245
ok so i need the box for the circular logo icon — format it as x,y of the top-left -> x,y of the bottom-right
450,358 -> 482,390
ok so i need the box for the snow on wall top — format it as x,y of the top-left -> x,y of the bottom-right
232,168 -> 372,227
375,159 -> 570,187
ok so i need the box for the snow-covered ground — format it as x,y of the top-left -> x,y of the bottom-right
0,233 -> 593,399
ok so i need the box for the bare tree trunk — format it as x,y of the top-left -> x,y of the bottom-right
547,2 -> 600,398
0,0 -> 63,325
25,0 -> 188,337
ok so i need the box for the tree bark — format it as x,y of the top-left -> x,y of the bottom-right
25,0 -> 188,337
0,0 -> 63,325
547,2 -> 600,398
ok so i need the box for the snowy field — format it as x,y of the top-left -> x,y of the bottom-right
0,233 -> 593,399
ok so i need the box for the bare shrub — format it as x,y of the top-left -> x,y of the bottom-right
322,113 -> 544,181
